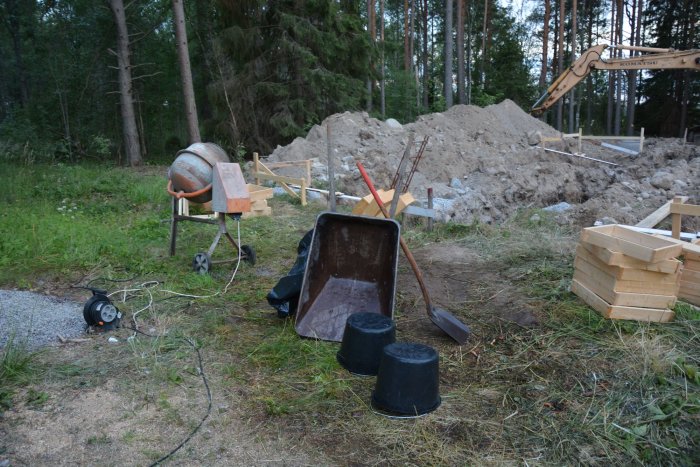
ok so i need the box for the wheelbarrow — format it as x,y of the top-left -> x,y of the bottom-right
295,212 -> 401,342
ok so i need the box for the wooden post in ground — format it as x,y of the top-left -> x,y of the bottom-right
671,196 -> 684,239
427,187 -> 434,232
578,128 -> 582,154
640,127 -> 645,153
253,152 -> 260,186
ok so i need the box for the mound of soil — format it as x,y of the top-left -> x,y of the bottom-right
266,100 -> 699,229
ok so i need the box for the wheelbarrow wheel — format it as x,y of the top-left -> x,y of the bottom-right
193,252 -> 211,275
241,245 -> 256,265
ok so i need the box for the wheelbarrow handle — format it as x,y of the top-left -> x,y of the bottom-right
356,161 -> 435,314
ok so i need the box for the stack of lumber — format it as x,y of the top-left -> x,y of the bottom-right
351,189 -> 415,217
243,184 -> 274,218
571,225 -> 683,322
678,239 -> 700,306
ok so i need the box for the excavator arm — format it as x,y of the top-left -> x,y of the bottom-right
531,44 -> 700,116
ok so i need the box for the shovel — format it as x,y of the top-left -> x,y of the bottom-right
356,161 -> 470,345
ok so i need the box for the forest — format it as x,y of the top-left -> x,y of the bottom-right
0,0 -> 697,166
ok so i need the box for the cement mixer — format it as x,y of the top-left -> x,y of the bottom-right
167,142 -> 230,203
167,142 -> 255,274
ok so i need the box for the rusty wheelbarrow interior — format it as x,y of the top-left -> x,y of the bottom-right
295,212 -> 401,342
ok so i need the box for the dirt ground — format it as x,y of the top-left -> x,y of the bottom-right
1,233 -> 552,466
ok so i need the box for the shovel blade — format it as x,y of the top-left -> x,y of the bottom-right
429,307 -> 470,344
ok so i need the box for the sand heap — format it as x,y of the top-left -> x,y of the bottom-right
266,100 -> 699,229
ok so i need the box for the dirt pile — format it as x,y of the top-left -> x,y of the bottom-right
266,100 -> 699,229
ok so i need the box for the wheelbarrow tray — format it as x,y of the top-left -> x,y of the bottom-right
295,212 -> 401,342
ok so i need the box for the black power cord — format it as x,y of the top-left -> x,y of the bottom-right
127,326 -> 213,466
149,337 -> 212,467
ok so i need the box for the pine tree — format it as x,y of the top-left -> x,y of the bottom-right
212,0 -> 371,153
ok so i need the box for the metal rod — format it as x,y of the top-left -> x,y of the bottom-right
542,147 -> 619,166
327,123 -> 336,212
427,188 -> 434,232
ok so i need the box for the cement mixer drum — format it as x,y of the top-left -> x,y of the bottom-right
168,142 -> 230,204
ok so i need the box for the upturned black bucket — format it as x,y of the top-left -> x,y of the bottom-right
372,342 -> 441,416
336,312 -> 396,376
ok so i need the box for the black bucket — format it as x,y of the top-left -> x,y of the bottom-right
337,312 -> 396,376
372,342 -> 441,416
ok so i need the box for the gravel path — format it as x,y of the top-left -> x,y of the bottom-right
0,290 -> 86,350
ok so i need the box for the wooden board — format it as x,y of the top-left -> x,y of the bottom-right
683,259 -> 700,272
576,246 -> 678,282
581,225 -> 683,263
247,184 -> 274,201
635,196 -> 689,228
679,282 -> 700,297
670,202 -> 700,217
571,279 -> 675,322
652,235 -> 700,261
242,206 -> 272,219
212,163 -> 251,213
681,268 -> 700,283
352,190 -> 385,215
573,268 -> 677,308
361,189 -> 395,217
579,241 -> 681,274
573,256 -> 680,295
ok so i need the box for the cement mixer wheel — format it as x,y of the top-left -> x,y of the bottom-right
193,252 -> 211,275
241,245 -> 256,265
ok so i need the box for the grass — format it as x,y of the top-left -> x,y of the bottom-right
0,336 -> 40,412
0,161 -> 699,465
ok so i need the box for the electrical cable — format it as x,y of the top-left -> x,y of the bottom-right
72,220 -> 245,464
148,337 -> 212,467
125,324 -> 213,466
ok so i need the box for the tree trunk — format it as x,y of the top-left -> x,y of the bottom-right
466,0 -> 473,104
444,0 -> 453,108
585,3 -> 594,133
556,0 -> 564,130
539,0 -> 550,89
5,0 -> 29,107
367,0 -> 376,112
380,0 -> 386,117
568,0 -> 577,133
109,0 -> 142,166
480,0 -> 488,87
173,0 -> 201,144
606,0 -> 615,135
422,0 -> 429,109
626,0 -> 642,135
404,0 -> 410,72
456,0 -> 465,104
613,0 -> 623,135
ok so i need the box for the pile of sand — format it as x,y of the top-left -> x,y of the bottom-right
265,100 -> 699,229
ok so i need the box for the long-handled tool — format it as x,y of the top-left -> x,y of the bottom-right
357,161 -> 470,344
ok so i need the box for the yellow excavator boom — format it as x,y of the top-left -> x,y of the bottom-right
531,44 -> 700,115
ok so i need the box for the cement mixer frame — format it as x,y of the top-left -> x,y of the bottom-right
167,144 -> 255,274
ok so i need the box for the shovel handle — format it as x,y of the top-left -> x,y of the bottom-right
356,161 -> 435,314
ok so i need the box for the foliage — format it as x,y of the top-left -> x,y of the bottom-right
211,0 -> 370,154
637,0 -> 699,137
0,335 -> 38,412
